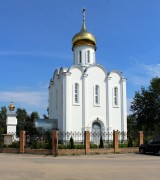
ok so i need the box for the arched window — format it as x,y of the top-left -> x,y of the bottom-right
95,85 -> 100,105
74,83 -> 79,103
113,87 -> 118,106
79,51 -> 82,63
87,50 -> 90,63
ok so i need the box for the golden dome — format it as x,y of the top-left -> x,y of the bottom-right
72,9 -> 96,50
8,102 -> 15,112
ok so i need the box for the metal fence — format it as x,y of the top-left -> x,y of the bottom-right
25,129 -> 52,149
3,129 -> 160,150
90,131 -> 113,148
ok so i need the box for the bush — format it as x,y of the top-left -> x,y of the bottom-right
107,143 -> 113,148
99,136 -> 104,148
90,144 -> 98,149
30,140 -> 51,149
8,141 -> 20,148
74,144 -> 84,149
119,143 -> 128,148
58,144 -> 68,149
69,136 -> 74,149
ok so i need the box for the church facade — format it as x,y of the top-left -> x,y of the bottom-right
48,10 -> 127,135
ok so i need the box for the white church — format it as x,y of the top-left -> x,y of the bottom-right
48,10 -> 127,135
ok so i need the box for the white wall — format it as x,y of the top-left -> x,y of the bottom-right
67,67 -> 83,131
109,72 -> 127,132
49,71 -> 64,131
48,65 -> 127,134
85,65 -> 107,130
73,45 -> 95,66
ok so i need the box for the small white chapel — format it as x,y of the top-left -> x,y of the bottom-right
48,9 -> 127,134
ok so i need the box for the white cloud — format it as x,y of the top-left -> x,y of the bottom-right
125,62 -> 160,116
125,63 -> 160,87
144,64 -> 160,77
0,91 -> 48,108
0,51 -> 71,60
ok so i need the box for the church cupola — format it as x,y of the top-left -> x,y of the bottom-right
72,9 -> 97,66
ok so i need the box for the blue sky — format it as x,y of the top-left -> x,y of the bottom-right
0,0 -> 160,117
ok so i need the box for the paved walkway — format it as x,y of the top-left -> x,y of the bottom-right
0,153 -> 160,180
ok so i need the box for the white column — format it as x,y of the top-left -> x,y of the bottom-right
121,78 -> 127,133
106,76 -> 112,134
82,73 -> 88,131
6,112 -> 17,141
63,72 -> 71,132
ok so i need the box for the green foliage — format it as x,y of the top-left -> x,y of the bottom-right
0,137 -> 3,148
131,77 -> 160,132
0,106 -> 7,122
44,130 -> 52,149
16,108 -> 28,137
16,108 -> 40,138
107,143 -> 113,148
8,141 -> 20,148
74,144 -> 84,149
119,143 -> 128,148
58,144 -> 68,149
0,141 -> 20,148
30,140 -> 51,149
128,137 -> 133,147
69,136 -> 74,149
90,144 -> 98,149
99,136 -> 104,148
30,130 -> 52,149
0,106 -> 7,134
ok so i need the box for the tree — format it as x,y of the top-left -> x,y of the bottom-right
16,108 -> 28,136
0,106 -> 7,134
131,77 -> 160,132
25,111 -> 39,139
69,136 -> 74,149
99,136 -> 104,148
127,114 -> 137,133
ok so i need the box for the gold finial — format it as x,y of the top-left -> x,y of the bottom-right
82,8 -> 86,22
72,8 -> 96,50
81,8 -> 86,31
8,102 -> 15,112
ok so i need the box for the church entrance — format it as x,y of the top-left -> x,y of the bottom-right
92,121 -> 102,145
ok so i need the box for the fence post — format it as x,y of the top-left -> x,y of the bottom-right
113,130 -> 119,153
84,131 -> 90,155
138,131 -> 144,146
52,130 -> 58,157
20,130 -> 25,154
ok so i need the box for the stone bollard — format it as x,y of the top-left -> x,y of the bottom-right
84,131 -> 90,155
138,131 -> 144,146
52,130 -> 58,157
113,130 -> 119,153
20,130 -> 25,154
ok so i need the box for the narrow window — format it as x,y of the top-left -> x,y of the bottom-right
95,85 -> 100,105
56,89 -> 58,109
87,50 -> 90,63
79,51 -> 82,63
61,86 -> 63,107
114,87 -> 118,105
73,52 -> 75,63
74,83 -> 79,103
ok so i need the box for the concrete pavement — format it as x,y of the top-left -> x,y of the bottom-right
0,153 -> 160,180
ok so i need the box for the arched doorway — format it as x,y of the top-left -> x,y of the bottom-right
92,121 -> 102,145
